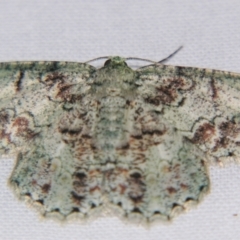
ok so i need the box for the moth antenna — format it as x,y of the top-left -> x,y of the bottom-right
125,57 -> 157,64
126,46 -> 183,65
158,46 -> 183,63
85,56 -> 110,64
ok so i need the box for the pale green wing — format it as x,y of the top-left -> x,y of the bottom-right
0,61 -> 95,154
2,58 -> 240,223
104,64 -> 240,222
136,64 -> 240,164
0,61 -> 104,219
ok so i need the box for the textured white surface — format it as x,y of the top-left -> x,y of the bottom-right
0,0 -> 240,240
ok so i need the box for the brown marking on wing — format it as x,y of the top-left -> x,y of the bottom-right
213,120 -> 240,151
129,111 -> 167,148
219,121 -> 239,138
14,71 -> 24,92
71,169 -> 102,207
106,168 -> 146,206
125,171 -> 145,204
166,187 -> 177,195
12,117 -> 38,140
0,111 -> 11,142
58,101 -> 98,162
72,172 -> 88,195
88,169 -> 102,193
12,117 -> 29,133
135,107 -> 144,115
180,183 -> 189,191
41,183 -> 51,193
0,111 -> 10,124
71,191 -> 85,205
44,72 -> 65,87
45,71 -> 84,102
191,123 -> 216,144
58,110 -> 88,142
0,129 -> 11,143
119,184 -> 127,194
210,77 -> 218,99
56,83 -> 82,102
139,113 -> 166,135
146,77 -> 189,105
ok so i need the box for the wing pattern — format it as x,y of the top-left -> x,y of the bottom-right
1,57 -> 239,223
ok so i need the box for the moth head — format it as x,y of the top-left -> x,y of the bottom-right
104,56 -> 128,68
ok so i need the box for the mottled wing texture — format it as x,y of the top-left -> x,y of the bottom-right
114,64 -> 240,221
1,57 -> 240,223
102,62 -> 240,222
136,64 -> 240,163
0,62 -> 105,218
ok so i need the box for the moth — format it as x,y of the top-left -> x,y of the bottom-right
0,52 -> 240,223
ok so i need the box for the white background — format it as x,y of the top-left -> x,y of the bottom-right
0,0 -> 240,239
